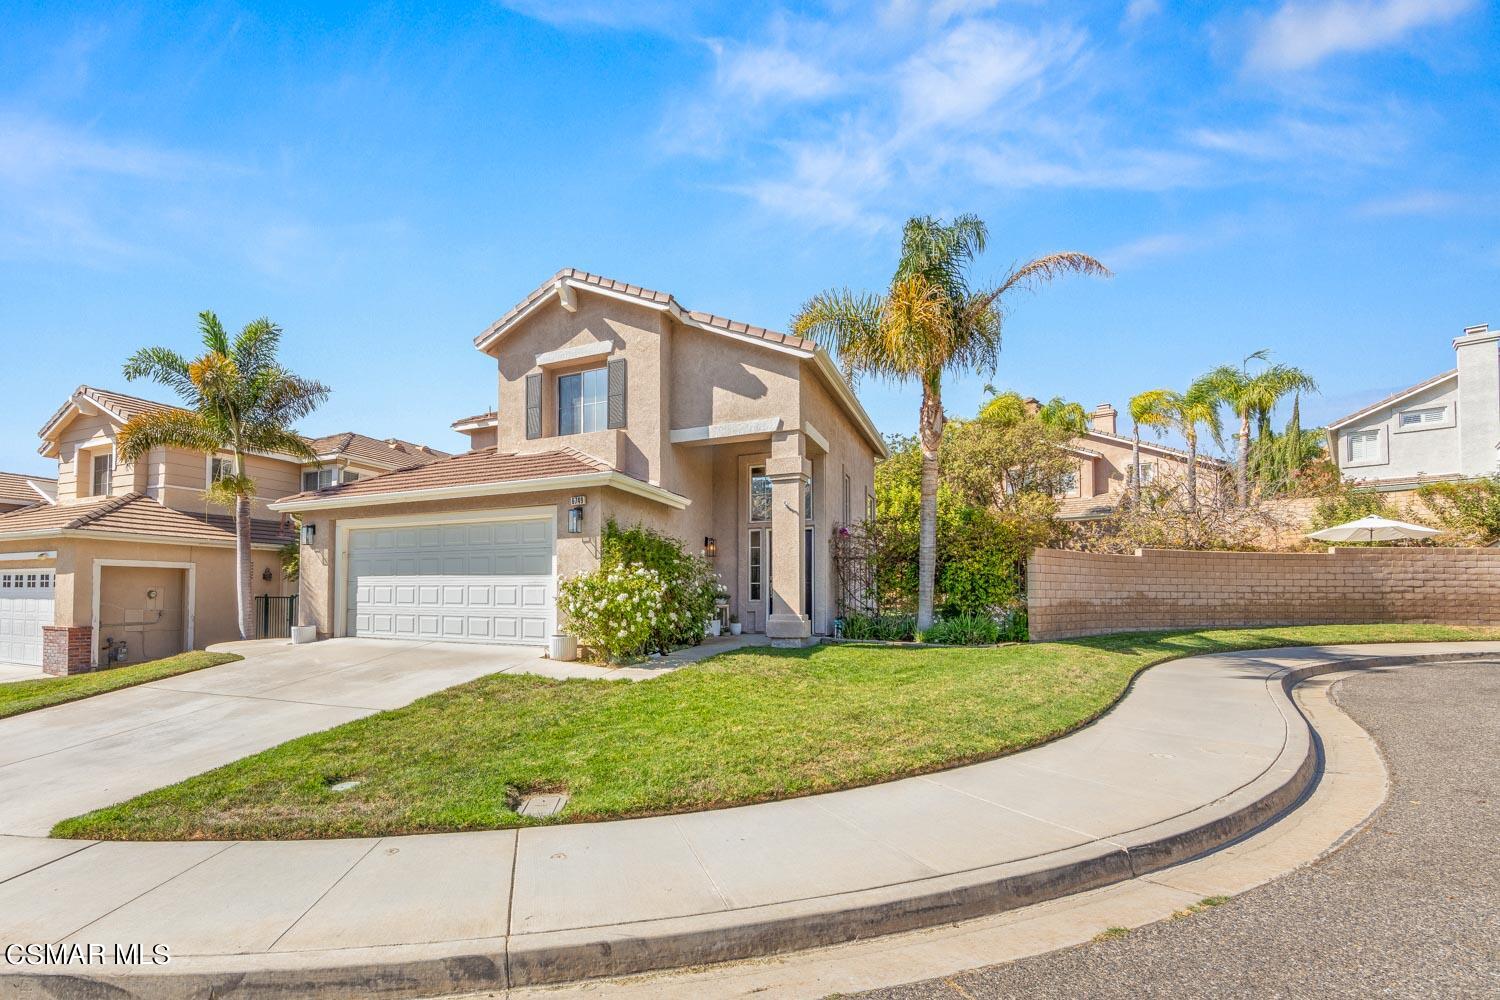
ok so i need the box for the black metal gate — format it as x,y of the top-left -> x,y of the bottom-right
255,594 -> 298,639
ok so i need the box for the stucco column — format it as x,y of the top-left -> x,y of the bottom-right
766,431 -> 812,645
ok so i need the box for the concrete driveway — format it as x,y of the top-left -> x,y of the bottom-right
0,638 -> 554,836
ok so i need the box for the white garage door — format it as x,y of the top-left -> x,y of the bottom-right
346,518 -> 554,646
0,570 -> 55,666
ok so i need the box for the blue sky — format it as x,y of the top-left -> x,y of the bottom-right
1,0 -> 1495,477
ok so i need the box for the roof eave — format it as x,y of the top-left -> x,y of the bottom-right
0,527 -> 285,550
269,470 -> 692,514
1325,370 -> 1459,431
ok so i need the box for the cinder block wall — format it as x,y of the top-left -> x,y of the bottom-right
1027,547 -> 1500,641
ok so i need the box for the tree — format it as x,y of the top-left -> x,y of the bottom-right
1248,394 -> 1327,496
1417,476 -> 1500,545
794,214 -> 1108,628
1126,378 -> 1221,511
1204,351 -> 1319,505
1127,388 -> 1174,502
117,312 -> 329,639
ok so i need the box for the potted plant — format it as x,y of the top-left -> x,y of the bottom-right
549,631 -> 578,661
705,616 -> 722,638
728,613 -> 742,636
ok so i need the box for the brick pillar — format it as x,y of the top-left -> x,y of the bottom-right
42,625 -> 95,676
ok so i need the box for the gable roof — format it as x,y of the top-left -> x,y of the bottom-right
473,268 -> 887,457
35,386 -> 446,467
1076,427 -> 1228,467
0,472 -> 58,507
271,446 -> 689,513
1325,370 -> 1459,431
0,493 -> 294,548
305,432 -> 449,469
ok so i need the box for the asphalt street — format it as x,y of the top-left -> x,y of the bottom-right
856,659 -> 1500,1000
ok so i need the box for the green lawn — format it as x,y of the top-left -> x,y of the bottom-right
51,624 -> 1500,841
0,651 -> 240,721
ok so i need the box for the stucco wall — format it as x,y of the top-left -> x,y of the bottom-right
97,564 -> 186,664
1333,377 -> 1461,482
1027,546 -> 1500,641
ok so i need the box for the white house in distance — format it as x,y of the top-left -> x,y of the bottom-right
1327,322 -> 1498,496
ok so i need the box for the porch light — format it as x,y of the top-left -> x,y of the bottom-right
568,506 -> 584,533
302,523 -> 316,545
704,537 -> 717,558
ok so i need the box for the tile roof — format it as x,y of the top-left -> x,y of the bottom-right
0,494 -> 294,546
1055,494 -> 1122,521
306,432 -> 450,468
476,268 -> 818,353
277,446 -> 613,504
450,410 -> 498,428
0,472 -> 56,507
1079,427 -> 1227,467
1325,369 -> 1458,430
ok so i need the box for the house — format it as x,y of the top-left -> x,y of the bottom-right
0,386 -> 447,674
0,472 -> 57,513
1326,323 -> 1497,496
273,268 -> 888,649
1054,403 -> 1227,520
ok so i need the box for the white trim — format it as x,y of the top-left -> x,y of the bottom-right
0,550 -> 56,563
333,506 -> 558,642
451,415 -> 499,432
669,417 -> 784,445
0,527 -> 283,550
1326,371 -> 1459,431
26,480 -> 57,505
1393,403 -> 1455,434
536,340 -> 613,368
270,470 -> 692,513
90,558 -> 196,668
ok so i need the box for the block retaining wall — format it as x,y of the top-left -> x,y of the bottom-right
1027,547 -> 1500,641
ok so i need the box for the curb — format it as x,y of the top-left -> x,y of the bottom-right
5,649 -> 1493,999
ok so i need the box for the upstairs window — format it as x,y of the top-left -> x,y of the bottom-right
1397,406 -> 1445,428
91,453 -> 113,496
1057,467 -> 1080,498
1138,461 -> 1157,485
209,456 -> 233,484
557,367 -> 608,435
1347,430 -> 1380,462
302,467 -> 338,492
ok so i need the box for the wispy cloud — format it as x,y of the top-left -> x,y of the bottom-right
1354,189 -> 1466,217
711,41 -> 843,104
1245,0 -> 1477,73
1123,0 -> 1163,30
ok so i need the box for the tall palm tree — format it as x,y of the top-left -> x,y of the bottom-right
1127,388 -> 1174,501
1205,352 -> 1319,504
1130,379 -> 1221,510
117,312 -> 329,639
793,214 -> 1108,628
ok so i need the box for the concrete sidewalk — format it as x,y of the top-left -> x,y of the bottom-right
1,641 -> 1496,999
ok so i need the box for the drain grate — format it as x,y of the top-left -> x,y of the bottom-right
517,793 -> 569,817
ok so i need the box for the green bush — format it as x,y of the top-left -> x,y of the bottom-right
1417,476 -> 1500,544
556,565 -> 666,663
1311,484 -> 1395,530
601,520 -> 719,652
919,613 -> 1002,645
840,613 -> 917,641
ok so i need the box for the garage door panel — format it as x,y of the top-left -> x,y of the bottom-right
3,570 -> 57,667
347,518 -> 553,646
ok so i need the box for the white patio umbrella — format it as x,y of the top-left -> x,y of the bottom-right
1306,515 -> 1442,544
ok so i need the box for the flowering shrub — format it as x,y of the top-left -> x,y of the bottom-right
557,565 -> 665,663
601,520 -> 720,653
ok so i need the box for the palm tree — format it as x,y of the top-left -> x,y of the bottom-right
793,214 -> 1108,628
1205,352 -> 1319,504
1127,388 -> 1174,501
1130,379 -> 1221,511
1036,396 -> 1090,435
117,312 -> 329,639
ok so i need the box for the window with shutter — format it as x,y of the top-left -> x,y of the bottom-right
607,356 -> 627,429
525,372 -> 542,439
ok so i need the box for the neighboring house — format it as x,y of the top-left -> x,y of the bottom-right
274,268 -> 888,649
0,471 -> 57,513
0,385 -> 447,674
1326,322 -> 1498,496
1054,403 -> 1227,520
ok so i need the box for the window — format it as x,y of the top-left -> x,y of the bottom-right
91,453 -> 113,496
748,528 -> 764,601
804,473 -> 814,522
343,471 -> 360,483
1397,406 -> 1445,428
209,456 -> 233,484
302,467 -> 338,492
841,472 -> 852,524
866,490 -> 876,523
1057,467 -> 1080,498
1138,461 -> 1157,485
803,525 -> 814,619
749,465 -> 771,522
1348,430 -> 1380,462
557,367 -> 608,435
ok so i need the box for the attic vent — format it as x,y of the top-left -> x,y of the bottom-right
1464,323 -> 1489,337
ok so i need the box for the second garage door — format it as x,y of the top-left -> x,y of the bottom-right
346,517 -> 554,646
0,570 -> 54,667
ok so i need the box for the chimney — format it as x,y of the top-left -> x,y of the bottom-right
1090,402 -> 1117,436
1453,321 -> 1499,477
